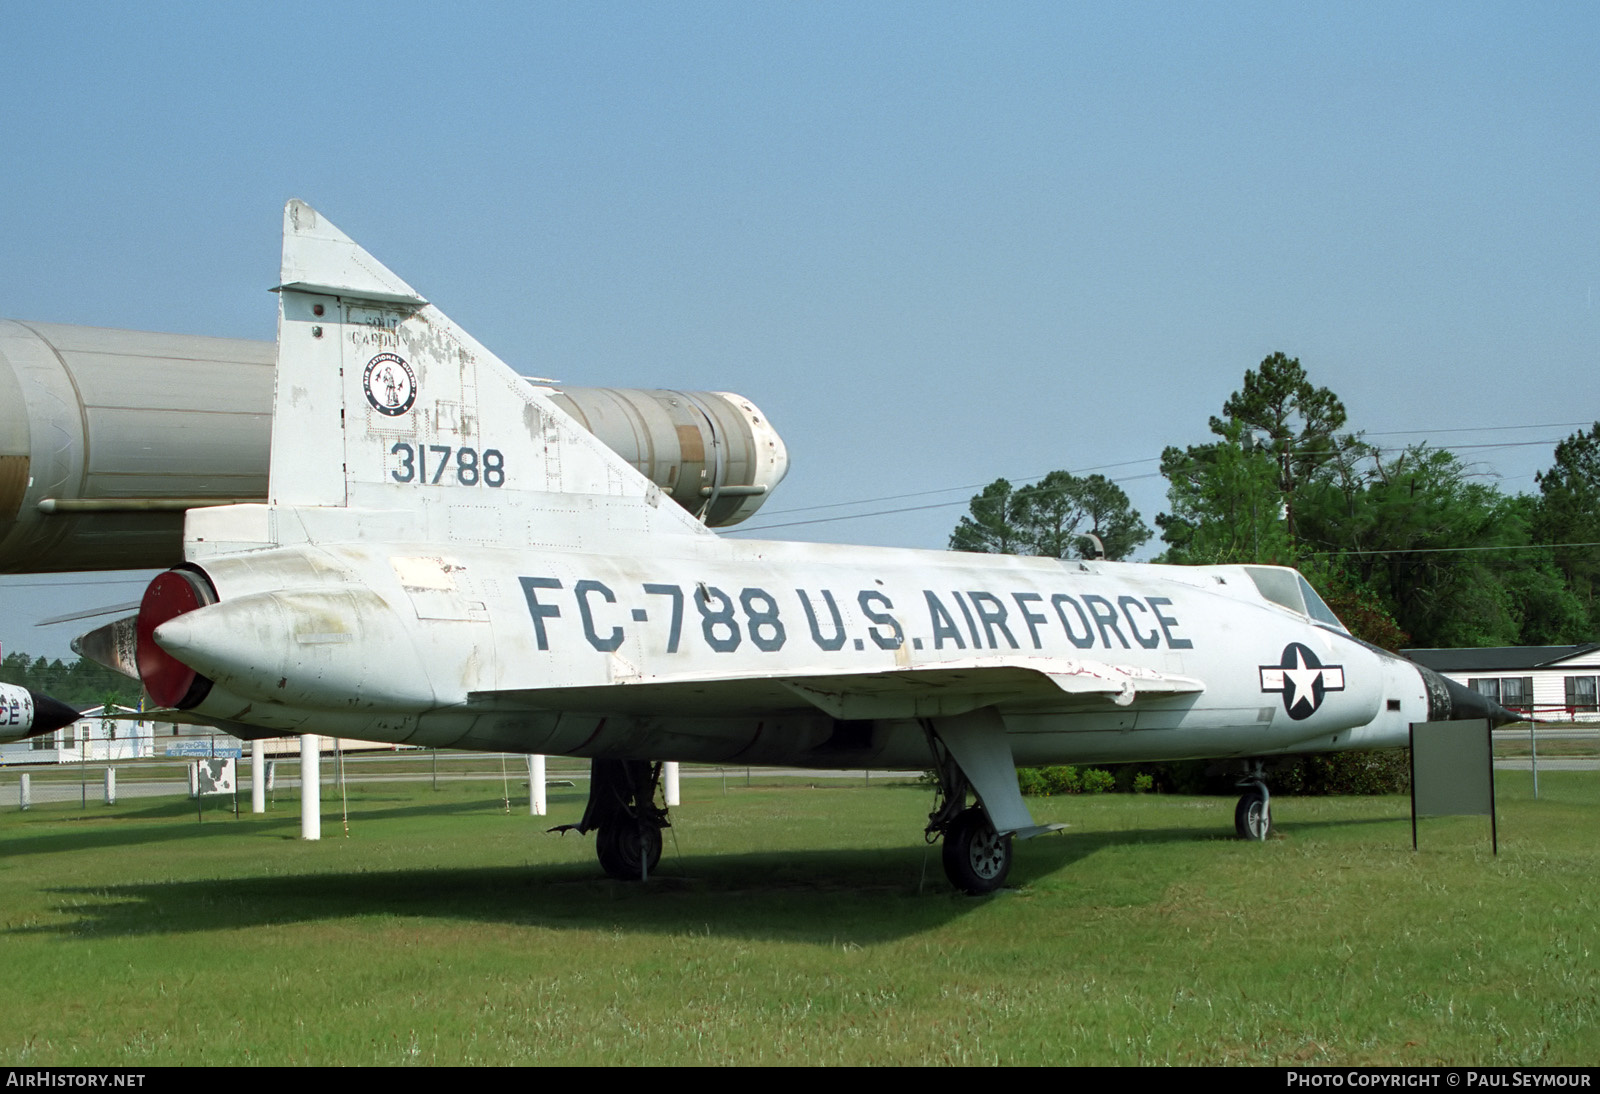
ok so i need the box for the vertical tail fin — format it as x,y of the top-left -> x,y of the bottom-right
266,200 -> 704,539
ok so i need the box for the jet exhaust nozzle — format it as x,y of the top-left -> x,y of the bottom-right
136,567 -> 218,709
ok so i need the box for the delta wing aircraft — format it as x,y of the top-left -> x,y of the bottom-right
79,201 -> 1509,893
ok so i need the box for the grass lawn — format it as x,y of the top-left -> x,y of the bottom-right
0,768 -> 1593,1065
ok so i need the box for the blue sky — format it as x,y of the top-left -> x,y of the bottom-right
3,2 -> 1598,658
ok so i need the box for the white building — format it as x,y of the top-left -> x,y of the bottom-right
1404,644 -> 1600,722
2,701 -> 414,767
0,704 -> 161,765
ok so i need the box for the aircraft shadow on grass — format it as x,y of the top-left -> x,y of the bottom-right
17,814 -> 1407,944
0,793 -> 556,859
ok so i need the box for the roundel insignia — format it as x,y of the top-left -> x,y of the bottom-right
363,353 -> 417,417
1259,642 -> 1346,721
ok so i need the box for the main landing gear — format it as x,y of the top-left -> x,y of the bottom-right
925,739 -> 1013,895
554,759 -> 669,880
941,806 -> 1012,894
597,819 -> 663,880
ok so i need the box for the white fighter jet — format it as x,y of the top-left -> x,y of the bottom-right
80,201 -> 1509,893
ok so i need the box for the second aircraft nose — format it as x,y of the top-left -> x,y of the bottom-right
1416,664 -> 1521,727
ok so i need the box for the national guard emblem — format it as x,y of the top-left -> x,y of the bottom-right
363,353 -> 417,416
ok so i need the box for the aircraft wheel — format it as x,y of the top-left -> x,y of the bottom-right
1234,785 -> 1271,840
942,808 -> 1012,894
596,821 -> 663,880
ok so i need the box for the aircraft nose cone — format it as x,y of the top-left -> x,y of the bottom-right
1442,674 -> 1520,727
1418,664 -> 1521,727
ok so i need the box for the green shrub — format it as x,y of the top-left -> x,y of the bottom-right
1273,750 -> 1411,795
1017,765 -> 1119,796
1080,768 -> 1115,794
1017,750 -> 1408,798
1105,760 -> 1211,795
1040,765 -> 1080,794
1097,750 -> 1410,796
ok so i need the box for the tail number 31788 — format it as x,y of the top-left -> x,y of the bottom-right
389,442 -> 506,487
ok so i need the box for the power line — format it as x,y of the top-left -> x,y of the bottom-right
1309,540 -> 1600,558
731,496 -> 1003,533
731,427 -> 1585,535
744,456 -> 1163,520
733,472 -> 1168,533
1360,420 -> 1595,438
1389,439 -> 1575,453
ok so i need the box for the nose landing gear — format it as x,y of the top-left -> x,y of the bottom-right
1234,779 -> 1271,840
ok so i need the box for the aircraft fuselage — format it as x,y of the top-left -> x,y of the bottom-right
149,523 -> 1423,771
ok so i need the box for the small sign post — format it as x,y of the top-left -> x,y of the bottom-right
1410,719 -> 1497,854
195,757 -> 237,823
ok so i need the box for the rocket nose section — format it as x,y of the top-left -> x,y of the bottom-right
28,690 -> 82,736
1417,664 -> 1521,727
0,683 -> 80,741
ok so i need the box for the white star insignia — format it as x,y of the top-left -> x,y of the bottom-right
1259,643 -> 1346,719
1281,646 -> 1324,714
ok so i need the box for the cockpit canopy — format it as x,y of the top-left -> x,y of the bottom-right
1241,566 -> 1348,632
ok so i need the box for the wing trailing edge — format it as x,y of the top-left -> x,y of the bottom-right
472,657 -> 1204,719
778,657 -> 1204,719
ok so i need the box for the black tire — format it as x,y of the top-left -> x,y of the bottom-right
941,807 -> 1012,894
596,821 -> 664,880
1234,786 -> 1271,840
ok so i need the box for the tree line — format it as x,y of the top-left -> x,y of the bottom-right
951,351 -> 1600,652
1,651 -> 137,712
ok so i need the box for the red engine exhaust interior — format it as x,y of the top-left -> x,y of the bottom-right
136,568 -> 217,708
